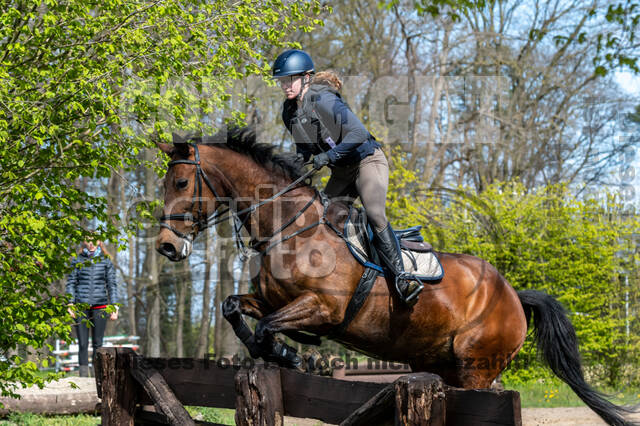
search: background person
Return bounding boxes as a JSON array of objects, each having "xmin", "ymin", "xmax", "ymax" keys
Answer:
[{"xmin": 66, "ymin": 240, "xmax": 118, "ymax": 377}]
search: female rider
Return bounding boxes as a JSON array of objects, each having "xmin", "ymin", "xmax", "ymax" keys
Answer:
[{"xmin": 272, "ymin": 49, "xmax": 422, "ymax": 304}]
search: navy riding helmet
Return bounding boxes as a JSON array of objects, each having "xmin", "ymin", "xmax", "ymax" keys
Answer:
[{"xmin": 272, "ymin": 49, "xmax": 315, "ymax": 77}]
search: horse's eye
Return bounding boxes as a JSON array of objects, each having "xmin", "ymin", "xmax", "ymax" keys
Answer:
[{"xmin": 176, "ymin": 178, "xmax": 189, "ymax": 190}]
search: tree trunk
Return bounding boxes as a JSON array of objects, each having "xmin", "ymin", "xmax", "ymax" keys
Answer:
[
  {"xmin": 213, "ymin": 218, "xmax": 242, "ymax": 358},
  {"xmin": 175, "ymin": 259, "xmax": 191, "ymax": 358},
  {"xmin": 195, "ymin": 228, "xmax": 214, "ymax": 358},
  {"xmin": 144, "ymin": 148, "xmax": 161, "ymax": 357},
  {"xmin": 175, "ymin": 274, "xmax": 185, "ymax": 358},
  {"xmin": 119, "ymin": 171, "xmax": 137, "ymax": 337}
]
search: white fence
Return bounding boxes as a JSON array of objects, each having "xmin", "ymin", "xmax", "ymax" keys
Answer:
[{"xmin": 53, "ymin": 335, "xmax": 140, "ymax": 372}]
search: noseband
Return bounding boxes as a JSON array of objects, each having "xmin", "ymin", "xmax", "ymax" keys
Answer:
[{"xmin": 159, "ymin": 143, "xmax": 223, "ymax": 240}]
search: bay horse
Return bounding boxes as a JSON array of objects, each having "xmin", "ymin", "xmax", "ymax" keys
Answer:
[{"xmin": 155, "ymin": 127, "xmax": 635, "ymax": 426}]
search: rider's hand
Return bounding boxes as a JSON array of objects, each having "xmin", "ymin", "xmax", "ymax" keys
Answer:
[{"xmin": 313, "ymin": 153, "xmax": 330, "ymax": 170}]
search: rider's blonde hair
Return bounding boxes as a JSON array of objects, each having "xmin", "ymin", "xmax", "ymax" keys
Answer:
[{"xmin": 312, "ymin": 70, "xmax": 342, "ymax": 92}]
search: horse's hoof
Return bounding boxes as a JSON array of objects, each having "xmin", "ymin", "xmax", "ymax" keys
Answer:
[
  {"xmin": 301, "ymin": 348, "xmax": 333, "ymax": 376},
  {"xmin": 263, "ymin": 338, "xmax": 303, "ymax": 370}
]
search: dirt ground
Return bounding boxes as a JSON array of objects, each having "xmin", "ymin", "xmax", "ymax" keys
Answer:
[
  {"xmin": 283, "ymin": 407, "xmax": 640, "ymax": 426},
  {"xmin": 285, "ymin": 407, "xmax": 640, "ymax": 425},
  {"xmin": 521, "ymin": 407, "xmax": 640, "ymax": 426}
]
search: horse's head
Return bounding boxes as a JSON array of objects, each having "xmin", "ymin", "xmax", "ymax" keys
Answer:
[{"xmin": 156, "ymin": 134, "xmax": 225, "ymax": 261}]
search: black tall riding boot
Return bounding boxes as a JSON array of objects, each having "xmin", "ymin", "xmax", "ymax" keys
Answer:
[{"xmin": 374, "ymin": 223, "xmax": 423, "ymax": 304}]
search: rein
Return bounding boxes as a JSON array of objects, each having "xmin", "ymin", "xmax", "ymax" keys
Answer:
[{"xmin": 159, "ymin": 143, "xmax": 322, "ymax": 256}]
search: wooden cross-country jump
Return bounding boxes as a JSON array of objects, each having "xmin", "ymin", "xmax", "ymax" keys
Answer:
[{"xmin": 95, "ymin": 347, "xmax": 522, "ymax": 425}]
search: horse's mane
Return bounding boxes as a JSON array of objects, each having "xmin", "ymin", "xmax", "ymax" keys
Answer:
[{"xmin": 188, "ymin": 126, "xmax": 304, "ymax": 181}]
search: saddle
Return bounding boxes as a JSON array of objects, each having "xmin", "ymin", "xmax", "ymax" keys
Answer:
[
  {"xmin": 329, "ymin": 207, "xmax": 444, "ymax": 337},
  {"xmin": 343, "ymin": 207, "xmax": 444, "ymax": 281}
]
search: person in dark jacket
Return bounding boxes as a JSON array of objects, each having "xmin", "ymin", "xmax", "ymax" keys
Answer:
[
  {"xmin": 272, "ymin": 49, "xmax": 423, "ymax": 304},
  {"xmin": 66, "ymin": 240, "xmax": 118, "ymax": 377}
]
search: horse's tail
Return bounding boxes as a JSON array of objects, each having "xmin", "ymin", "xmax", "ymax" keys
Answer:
[{"xmin": 517, "ymin": 289, "xmax": 637, "ymax": 426}]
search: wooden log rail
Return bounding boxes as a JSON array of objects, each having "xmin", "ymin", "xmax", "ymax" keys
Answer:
[{"xmin": 95, "ymin": 347, "xmax": 521, "ymax": 426}]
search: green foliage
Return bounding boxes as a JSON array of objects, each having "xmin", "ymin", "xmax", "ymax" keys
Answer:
[
  {"xmin": 387, "ymin": 154, "xmax": 640, "ymax": 387},
  {"xmin": 0, "ymin": 0, "xmax": 322, "ymax": 396}
]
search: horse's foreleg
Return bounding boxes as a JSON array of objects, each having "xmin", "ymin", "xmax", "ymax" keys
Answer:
[
  {"xmin": 253, "ymin": 292, "xmax": 333, "ymax": 369},
  {"xmin": 222, "ymin": 294, "xmax": 319, "ymax": 367},
  {"xmin": 222, "ymin": 293, "xmax": 269, "ymax": 358},
  {"xmin": 255, "ymin": 293, "xmax": 332, "ymax": 348},
  {"xmin": 283, "ymin": 331, "xmax": 322, "ymax": 346}
]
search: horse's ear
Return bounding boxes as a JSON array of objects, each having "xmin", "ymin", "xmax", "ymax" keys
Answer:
[
  {"xmin": 172, "ymin": 132, "xmax": 184, "ymax": 144},
  {"xmin": 172, "ymin": 132, "xmax": 191, "ymax": 157},
  {"xmin": 156, "ymin": 142, "xmax": 174, "ymax": 155}
]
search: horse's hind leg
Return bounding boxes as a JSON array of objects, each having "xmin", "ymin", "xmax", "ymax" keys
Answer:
[
  {"xmin": 410, "ymin": 350, "xmax": 501, "ymax": 389},
  {"xmin": 447, "ymin": 314, "xmax": 526, "ymax": 389}
]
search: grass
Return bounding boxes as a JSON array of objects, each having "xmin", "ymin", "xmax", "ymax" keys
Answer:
[
  {"xmin": 504, "ymin": 378, "xmax": 640, "ymax": 408},
  {"xmin": 0, "ymin": 408, "xmax": 236, "ymax": 426},
  {"xmin": 0, "ymin": 413, "xmax": 100, "ymax": 425},
  {"xmin": 187, "ymin": 406, "xmax": 235, "ymax": 425}
]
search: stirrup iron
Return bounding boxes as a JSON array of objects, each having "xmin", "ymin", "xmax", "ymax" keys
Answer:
[{"xmin": 397, "ymin": 272, "xmax": 423, "ymax": 304}]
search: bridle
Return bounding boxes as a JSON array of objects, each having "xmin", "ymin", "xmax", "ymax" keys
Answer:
[
  {"xmin": 159, "ymin": 143, "xmax": 321, "ymax": 256},
  {"xmin": 159, "ymin": 143, "xmax": 225, "ymax": 240}
]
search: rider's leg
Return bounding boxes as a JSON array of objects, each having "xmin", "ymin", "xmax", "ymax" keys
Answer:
[
  {"xmin": 324, "ymin": 164, "xmax": 358, "ymax": 201},
  {"xmin": 356, "ymin": 149, "xmax": 423, "ymax": 304},
  {"xmin": 354, "ymin": 148, "xmax": 389, "ymax": 233}
]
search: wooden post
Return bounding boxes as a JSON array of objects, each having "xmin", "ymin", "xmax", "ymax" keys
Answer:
[
  {"xmin": 129, "ymin": 352, "xmax": 195, "ymax": 426},
  {"xmin": 235, "ymin": 365, "xmax": 284, "ymax": 426},
  {"xmin": 95, "ymin": 347, "xmax": 138, "ymax": 426},
  {"xmin": 394, "ymin": 373, "xmax": 446, "ymax": 426}
]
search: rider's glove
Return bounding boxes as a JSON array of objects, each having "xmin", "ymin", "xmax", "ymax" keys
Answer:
[{"xmin": 313, "ymin": 152, "xmax": 330, "ymax": 170}]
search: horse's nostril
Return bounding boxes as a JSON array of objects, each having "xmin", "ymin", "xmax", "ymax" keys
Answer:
[{"xmin": 158, "ymin": 242, "xmax": 177, "ymax": 258}]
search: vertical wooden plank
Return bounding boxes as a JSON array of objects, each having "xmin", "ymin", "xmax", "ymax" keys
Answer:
[
  {"xmin": 512, "ymin": 391, "xmax": 522, "ymax": 426},
  {"xmin": 94, "ymin": 347, "xmax": 104, "ymax": 399},
  {"xmin": 394, "ymin": 373, "xmax": 446, "ymax": 426},
  {"xmin": 235, "ymin": 365, "xmax": 284, "ymax": 426},
  {"xmin": 444, "ymin": 388, "xmax": 521, "ymax": 425},
  {"xmin": 96, "ymin": 347, "xmax": 138, "ymax": 426}
]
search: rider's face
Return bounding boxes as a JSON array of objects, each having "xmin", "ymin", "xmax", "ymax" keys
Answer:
[{"xmin": 277, "ymin": 74, "xmax": 304, "ymax": 100}]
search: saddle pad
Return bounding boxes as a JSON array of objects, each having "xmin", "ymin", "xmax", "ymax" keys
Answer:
[{"xmin": 343, "ymin": 214, "xmax": 444, "ymax": 281}]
